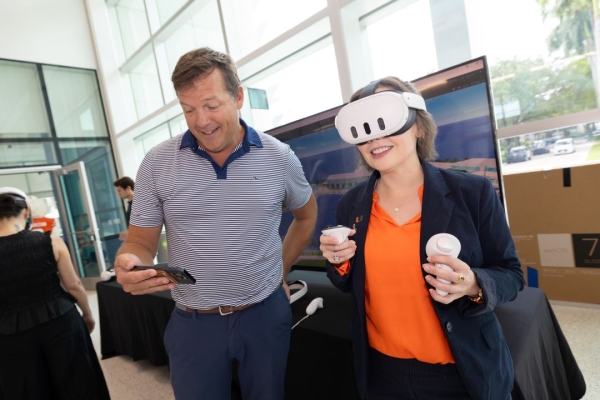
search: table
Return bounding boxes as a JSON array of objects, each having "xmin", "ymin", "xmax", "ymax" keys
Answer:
[{"xmin": 97, "ymin": 270, "xmax": 586, "ymax": 400}]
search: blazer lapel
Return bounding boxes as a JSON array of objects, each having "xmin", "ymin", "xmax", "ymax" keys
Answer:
[
  {"xmin": 420, "ymin": 161, "xmax": 455, "ymax": 265},
  {"xmin": 348, "ymin": 164, "xmax": 455, "ymax": 286},
  {"xmin": 350, "ymin": 172, "xmax": 378, "ymax": 295}
]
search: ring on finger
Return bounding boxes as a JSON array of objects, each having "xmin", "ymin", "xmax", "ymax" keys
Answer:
[
  {"xmin": 454, "ymin": 273, "xmax": 465, "ymax": 284},
  {"xmin": 333, "ymin": 252, "xmax": 340, "ymax": 263}
]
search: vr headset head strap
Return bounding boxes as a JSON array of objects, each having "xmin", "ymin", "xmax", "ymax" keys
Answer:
[
  {"xmin": 287, "ymin": 280, "xmax": 308, "ymax": 304},
  {"xmin": 359, "ymin": 79, "xmax": 381, "ymax": 99}
]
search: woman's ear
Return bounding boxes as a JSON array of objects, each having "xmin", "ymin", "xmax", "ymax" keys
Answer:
[{"xmin": 415, "ymin": 127, "xmax": 425, "ymax": 139}]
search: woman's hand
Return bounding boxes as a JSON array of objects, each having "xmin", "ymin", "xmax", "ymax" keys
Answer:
[
  {"xmin": 422, "ymin": 254, "xmax": 481, "ymax": 304},
  {"xmin": 82, "ymin": 314, "xmax": 96, "ymax": 333},
  {"xmin": 319, "ymin": 229, "xmax": 357, "ymax": 264}
]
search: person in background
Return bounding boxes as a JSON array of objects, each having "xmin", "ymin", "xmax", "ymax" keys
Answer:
[
  {"xmin": 114, "ymin": 47, "xmax": 317, "ymax": 400},
  {"xmin": 0, "ymin": 187, "xmax": 110, "ymax": 399},
  {"xmin": 320, "ymin": 77, "xmax": 524, "ymax": 400},
  {"xmin": 113, "ymin": 176, "xmax": 135, "ymax": 241},
  {"xmin": 29, "ymin": 195, "xmax": 56, "ymax": 237}
]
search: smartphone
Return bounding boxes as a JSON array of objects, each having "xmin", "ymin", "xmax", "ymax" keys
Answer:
[{"xmin": 133, "ymin": 263, "xmax": 196, "ymax": 284}]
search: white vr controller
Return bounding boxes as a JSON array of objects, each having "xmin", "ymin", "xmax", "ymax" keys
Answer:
[
  {"xmin": 321, "ymin": 225, "xmax": 352, "ymax": 245},
  {"xmin": 292, "ymin": 297, "xmax": 324, "ymax": 330},
  {"xmin": 100, "ymin": 269, "xmax": 116, "ymax": 281},
  {"xmin": 306, "ymin": 297, "xmax": 324, "ymax": 315},
  {"xmin": 425, "ymin": 233, "xmax": 461, "ymax": 297}
]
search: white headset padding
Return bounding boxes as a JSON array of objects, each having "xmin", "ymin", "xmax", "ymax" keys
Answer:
[
  {"xmin": 335, "ymin": 91, "xmax": 426, "ymax": 145},
  {"xmin": 0, "ymin": 186, "xmax": 28, "ymax": 200},
  {"xmin": 288, "ymin": 280, "xmax": 308, "ymax": 304}
]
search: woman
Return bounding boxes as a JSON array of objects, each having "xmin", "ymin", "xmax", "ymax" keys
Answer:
[
  {"xmin": 0, "ymin": 187, "xmax": 110, "ymax": 399},
  {"xmin": 320, "ymin": 77, "xmax": 525, "ymax": 400}
]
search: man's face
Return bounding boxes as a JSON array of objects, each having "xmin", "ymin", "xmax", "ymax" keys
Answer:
[
  {"xmin": 178, "ymin": 68, "xmax": 244, "ymax": 163},
  {"xmin": 115, "ymin": 187, "xmax": 127, "ymax": 199}
]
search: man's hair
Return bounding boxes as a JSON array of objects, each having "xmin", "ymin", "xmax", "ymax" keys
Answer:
[
  {"xmin": 171, "ymin": 47, "xmax": 241, "ymax": 99},
  {"xmin": 350, "ymin": 76, "xmax": 438, "ymax": 170},
  {"xmin": 113, "ymin": 177, "xmax": 135, "ymax": 191}
]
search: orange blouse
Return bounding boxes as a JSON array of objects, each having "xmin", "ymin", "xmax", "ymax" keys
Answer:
[{"xmin": 335, "ymin": 185, "xmax": 454, "ymax": 364}]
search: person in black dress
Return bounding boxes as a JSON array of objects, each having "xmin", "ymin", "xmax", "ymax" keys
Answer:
[{"xmin": 0, "ymin": 187, "xmax": 110, "ymax": 399}]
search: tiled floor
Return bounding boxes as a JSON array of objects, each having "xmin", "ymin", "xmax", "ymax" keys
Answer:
[
  {"xmin": 551, "ymin": 302, "xmax": 600, "ymax": 399},
  {"xmin": 88, "ymin": 291, "xmax": 175, "ymax": 400},
  {"xmin": 88, "ymin": 292, "xmax": 600, "ymax": 400}
]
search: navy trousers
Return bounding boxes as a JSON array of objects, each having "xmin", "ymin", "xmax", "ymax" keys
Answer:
[
  {"xmin": 164, "ymin": 285, "xmax": 292, "ymax": 400},
  {"xmin": 367, "ymin": 347, "xmax": 473, "ymax": 400}
]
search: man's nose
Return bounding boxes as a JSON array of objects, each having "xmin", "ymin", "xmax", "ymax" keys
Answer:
[{"xmin": 194, "ymin": 109, "xmax": 210, "ymax": 127}]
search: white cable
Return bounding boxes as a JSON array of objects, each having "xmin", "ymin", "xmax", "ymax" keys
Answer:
[{"xmin": 292, "ymin": 314, "xmax": 310, "ymax": 329}]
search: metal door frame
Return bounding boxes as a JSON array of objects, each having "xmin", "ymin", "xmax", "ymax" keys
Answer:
[{"xmin": 53, "ymin": 161, "xmax": 106, "ymax": 289}]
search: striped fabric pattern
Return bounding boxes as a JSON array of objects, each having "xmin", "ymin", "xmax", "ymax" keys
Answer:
[{"xmin": 131, "ymin": 124, "xmax": 312, "ymax": 309}]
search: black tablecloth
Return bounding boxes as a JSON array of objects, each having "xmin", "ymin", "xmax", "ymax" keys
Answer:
[{"xmin": 97, "ymin": 270, "xmax": 586, "ymax": 400}]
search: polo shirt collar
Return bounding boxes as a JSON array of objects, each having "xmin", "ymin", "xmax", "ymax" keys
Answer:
[
  {"xmin": 179, "ymin": 118, "xmax": 263, "ymax": 179},
  {"xmin": 179, "ymin": 118, "xmax": 263, "ymax": 151}
]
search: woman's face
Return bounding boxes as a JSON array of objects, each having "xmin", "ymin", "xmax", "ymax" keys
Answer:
[{"xmin": 356, "ymin": 85, "xmax": 422, "ymax": 173}]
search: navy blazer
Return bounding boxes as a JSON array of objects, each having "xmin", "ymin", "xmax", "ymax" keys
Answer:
[{"xmin": 326, "ymin": 160, "xmax": 525, "ymax": 400}]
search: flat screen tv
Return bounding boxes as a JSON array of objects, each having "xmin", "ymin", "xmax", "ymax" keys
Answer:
[{"xmin": 266, "ymin": 56, "xmax": 502, "ymax": 269}]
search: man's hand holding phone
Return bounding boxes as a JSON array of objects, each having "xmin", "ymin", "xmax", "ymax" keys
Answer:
[
  {"xmin": 115, "ymin": 253, "xmax": 176, "ymax": 295},
  {"xmin": 133, "ymin": 263, "xmax": 195, "ymax": 285}
]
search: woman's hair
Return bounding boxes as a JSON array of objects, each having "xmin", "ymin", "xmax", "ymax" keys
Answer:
[
  {"xmin": 350, "ymin": 76, "xmax": 438, "ymax": 170},
  {"xmin": 0, "ymin": 193, "xmax": 28, "ymax": 220},
  {"xmin": 171, "ymin": 47, "xmax": 241, "ymax": 99}
]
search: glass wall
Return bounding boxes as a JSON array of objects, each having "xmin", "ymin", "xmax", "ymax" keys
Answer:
[
  {"xmin": 163, "ymin": 1, "xmax": 226, "ymax": 76},
  {"xmin": 0, "ymin": 58, "xmax": 124, "ymax": 270},
  {"xmin": 147, "ymin": 0, "xmax": 188, "ymax": 30},
  {"xmin": 133, "ymin": 113, "xmax": 188, "ymax": 159},
  {"xmin": 220, "ymin": 0, "xmax": 327, "ymax": 59},
  {"xmin": 114, "ymin": 0, "xmax": 151, "ymax": 58},
  {"xmin": 365, "ymin": 1, "xmax": 438, "ymax": 81},
  {"xmin": 499, "ymin": 121, "xmax": 600, "ymax": 174},
  {"xmin": 0, "ymin": 60, "xmax": 51, "ymax": 139},
  {"xmin": 134, "ymin": 121, "xmax": 171, "ymax": 160},
  {"xmin": 0, "ymin": 141, "xmax": 57, "ymax": 168},
  {"xmin": 129, "ymin": 52, "xmax": 164, "ymax": 120},
  {"xmin": 102, "ymin": 0, "xmax": 600, "ymax": 173},
  {"xmin": 242, "ymin": 38, "xmax": 342, "ymax": 131},
  {"xmin": 42, "ymin": 65, "xmax": 109, "ymax": 138}
]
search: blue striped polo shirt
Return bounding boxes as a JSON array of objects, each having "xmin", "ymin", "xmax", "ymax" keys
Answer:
[{"xmin": 130, "ymin": 119, "xmax": 312, "ymax": 309}]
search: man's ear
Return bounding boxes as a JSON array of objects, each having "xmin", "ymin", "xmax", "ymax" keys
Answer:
[{"xmin": 235, "ymin": 85, "xmax": 244, "ymax": 110}]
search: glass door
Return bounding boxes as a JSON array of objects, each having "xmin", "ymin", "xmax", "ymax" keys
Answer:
[{"xmin": 53, "ymin": 161, "xmax": 106, "ymax": 287}]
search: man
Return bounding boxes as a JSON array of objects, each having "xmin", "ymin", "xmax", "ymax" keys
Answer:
[
  {"xmin": 114, "ymin": 47, "xmax": 317, "ymax": 400},
  {"xmin": 112, "ymin": 176, "xmax": 134, "ymax": 241}
]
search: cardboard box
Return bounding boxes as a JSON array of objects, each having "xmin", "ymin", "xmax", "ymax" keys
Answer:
[{"xmin": 503, "ymin": 163, "xmax": 600, "ymax": 304}]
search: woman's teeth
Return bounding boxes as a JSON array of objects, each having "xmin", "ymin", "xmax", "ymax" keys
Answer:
[{"xmin": 372, "ymin": 146, "xmax": 391, "ymax": 155}]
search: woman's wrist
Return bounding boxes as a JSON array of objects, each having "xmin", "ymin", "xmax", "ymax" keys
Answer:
[{"xmin": 467, "ymin": 288, "xmax": 484, "ymax": 303}]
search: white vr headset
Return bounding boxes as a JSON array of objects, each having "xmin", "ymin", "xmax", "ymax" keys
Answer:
[
  {"xmin": 335, "ymin": 79, "xmax": 427, "ymax": 145},
  {"xmin": 0, "ymin": 186, "xmax": 31, "ymax": 229}
]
